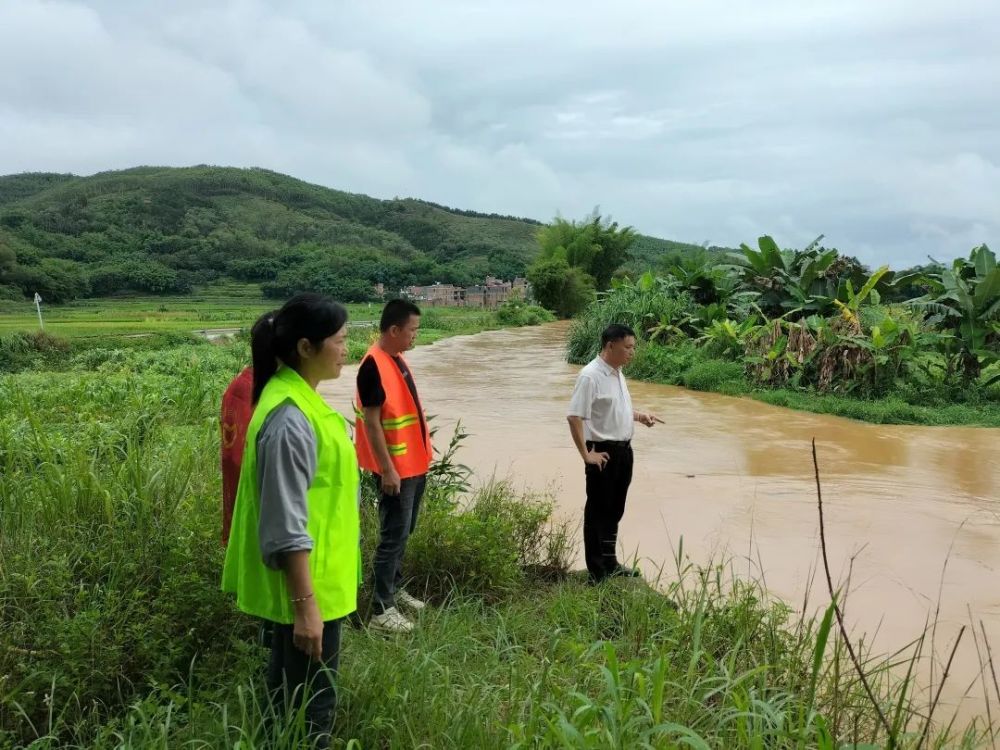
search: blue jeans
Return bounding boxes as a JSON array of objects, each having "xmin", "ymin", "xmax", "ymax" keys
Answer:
[{"xmin": 372, "ymin": 474, "xmax": 426, "ymax": 615}]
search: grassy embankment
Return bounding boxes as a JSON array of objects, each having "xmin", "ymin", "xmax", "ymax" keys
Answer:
[
  {"xmin": 619, "ymin": 338, "xmax": 1000, "ymax": 427},
  {"xmin": 1, "ymin": 324, "xmax": 994, "ymax": 747}
]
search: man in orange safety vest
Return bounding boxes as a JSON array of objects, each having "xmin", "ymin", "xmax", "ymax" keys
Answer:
[{"xmin": 354, "ymin": 299, "xmax": 433, "ymax": 634}]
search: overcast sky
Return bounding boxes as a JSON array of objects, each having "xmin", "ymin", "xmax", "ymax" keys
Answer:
[{"xmin": 2, "ymin": 0, "xmax": 998, "ymax": 267}]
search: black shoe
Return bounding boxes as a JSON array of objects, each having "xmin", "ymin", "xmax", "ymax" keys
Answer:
[{"xmin": 608, "ymin": 565, "xmax": 642, "ymax": 579}]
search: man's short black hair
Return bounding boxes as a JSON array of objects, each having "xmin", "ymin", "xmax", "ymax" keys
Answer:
[
  {"xmin": 380, "ymin": 299, "xmax": 422, "ymax": 332},
  {"xmin": 601, "ymin": 323, "xmax": 636, "ymax": 349}
]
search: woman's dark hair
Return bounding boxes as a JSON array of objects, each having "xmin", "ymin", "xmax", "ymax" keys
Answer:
[
  {"xmin": 251, "ymin": 293, "xmax": 348, "ymax": 403},
  {"xmin": 601, "ymin": 323, "xmax": 636, "ymax": 349},
  {"xmin": 249, "ymin": 309, "xmax": 278, "ymax": 342}
]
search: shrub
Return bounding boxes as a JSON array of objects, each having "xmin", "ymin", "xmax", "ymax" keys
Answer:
[
  {"xmin": 0, "ymin": 330, "xmax": 71, "ymax": 373},
  {"xmin": 567, "ymin": 282, "xmax": 696, "ymax": 363},
  {"xmin": 89, "ymin": 259, "xmax": 191, "ymax": 295},
  {"xmin": 414, "ymin": 307, "xmax": 449, "ymax": 330},
  {"xmin": 681, "ymin": 359, "xmax": 746, "ymax": 392},
  {"xmin": 361, "ymin": 479, "xmax": 572, "ymax": 606},
  {"xmin": 494, "ymin": 299, "xmax": 555, "ymax": 327},
  {"xmin": 625, "ymin": 341, "xmax": 702, "ymax": 384},
  {"xmin": 527, "ymin": 256, "xmax": 595, "ymax": 318},
  {"xmin": 9, "ymin": 257, "xmax": 92, "ymax": 303},
  {"xmin": 262, "ymin": 256, "xmax": 378, "ymax": 302},
  {"xmin": 69, "ymin": 346, "xmax": 129, "ymax": 370},
  {"xmin": 0, "ymin": 283, "xmax": 22, "ymax": 301}
]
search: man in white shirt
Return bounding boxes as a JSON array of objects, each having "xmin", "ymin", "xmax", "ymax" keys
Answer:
[{"xmin": 567, "ymin": 323, "xmax": 662, "ymax": 583}]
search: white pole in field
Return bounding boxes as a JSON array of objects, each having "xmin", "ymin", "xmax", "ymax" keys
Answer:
[{"xmin": 34, "ymin": 292, "xmax": 44, "ymax": 330}]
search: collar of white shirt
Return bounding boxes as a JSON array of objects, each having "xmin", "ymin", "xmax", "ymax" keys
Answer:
[{"xmin": 594, "ymin": 356, "xmax": 620, "ymax": 377}]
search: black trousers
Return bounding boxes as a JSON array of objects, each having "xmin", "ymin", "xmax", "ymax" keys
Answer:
[
  {"xmin": 583, "ymin": 441, "xmax": 634, "ymax": 581},
  {"xmin": 266, "ymin": 618, "xmax": 343, "ymax": 748},
  {"xmin": 372, "ymin": 473, "xmax": 426, "ymax": 615}
]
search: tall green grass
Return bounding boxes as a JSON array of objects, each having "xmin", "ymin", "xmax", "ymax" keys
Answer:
[
  {"xmin": 0, "ymin": 348, "xmax": 246, "ymax": 747},
  {"xmin": 565, "ymin": 287, "xmax": 694, "ymax": 364}
]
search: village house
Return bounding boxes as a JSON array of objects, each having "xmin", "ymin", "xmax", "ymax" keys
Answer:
[
  {"xmin": 401, "ymin": 283, "xmax": 464, "ymax": 307},
  {"xmin": 393, "ymin": 276, "xmax": 531, "ymax": 308}
]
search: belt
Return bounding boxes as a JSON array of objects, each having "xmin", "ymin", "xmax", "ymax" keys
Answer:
[{"xmin": 589, "ymin": 439, "xmax": 631, "ymax": 448}]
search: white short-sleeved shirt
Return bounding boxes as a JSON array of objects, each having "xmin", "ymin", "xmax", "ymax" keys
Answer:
[{"xmin": 568, "ymin": 356, "xmax": 634, "ymax": 442}]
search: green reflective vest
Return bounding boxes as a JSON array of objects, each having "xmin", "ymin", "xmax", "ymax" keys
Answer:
[{"xmin": 222, "ymin": 367, "xmax": 360, "ymax": 624}]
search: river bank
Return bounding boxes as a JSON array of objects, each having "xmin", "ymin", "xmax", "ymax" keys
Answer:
[
  {"xmin": 325, "ymin": 322, "xmax": 1000, "ymax": 725},
  {"xmin": 620, "ymin": 338, "xmax": 1000, "ymax": 427},
  {"xmin": 563, "ymin": 258, "xmax": 1000, "ymax": 429},
  {"xmin": 2, "ymin": 324, "xmax": 997, "ymax": 747}
]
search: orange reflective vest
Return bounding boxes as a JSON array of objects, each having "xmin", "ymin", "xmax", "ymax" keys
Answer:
[{"xmin": 354, "ymin": 345, "xmax": 432, "ymax": 479}]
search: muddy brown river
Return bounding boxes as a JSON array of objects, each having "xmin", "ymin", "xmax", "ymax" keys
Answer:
[{"xmin": 322, "ymin": 323, "xmax": 1000, "ymax": 720}]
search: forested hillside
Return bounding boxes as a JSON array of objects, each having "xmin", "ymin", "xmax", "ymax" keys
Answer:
[
  {"xmin": 0, "ymin": 166, "xmax": 545, "ymax": 302},
  {"xmin": 623, "ymin": 235, "xmax": 729, "ymax": 275}
]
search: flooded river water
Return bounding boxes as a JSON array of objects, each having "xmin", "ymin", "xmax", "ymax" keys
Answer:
[{"xmin": 321, "ymin": 322, "xmax": 1000, "ymax": 719}]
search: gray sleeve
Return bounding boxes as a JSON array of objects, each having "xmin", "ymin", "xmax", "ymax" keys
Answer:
[{"xmin": 256, "ymin": 403, "xmax": 318, "ymax": 570}]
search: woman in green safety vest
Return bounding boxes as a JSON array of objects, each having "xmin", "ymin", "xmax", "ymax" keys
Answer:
[{"xmin": 222, "ymin": 292, "xmax": 360, "ymax": 749}]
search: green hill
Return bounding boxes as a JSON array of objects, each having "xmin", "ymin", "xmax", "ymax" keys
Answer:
[
  {"xmin": 0, "ymin": 165, "xmax": 547, "ymax": 303},
  {"xmin": 0, "ymin": 165, "xmax": 708, "ymax": 304},
  {"xmin": 0, "ymin": 172, "xmax": 77, "ymax": 207}
]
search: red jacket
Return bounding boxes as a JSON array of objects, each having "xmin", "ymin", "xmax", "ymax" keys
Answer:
[{"xmin": 220, "ymin": 367, "xmax": 254, "ymax": 546}]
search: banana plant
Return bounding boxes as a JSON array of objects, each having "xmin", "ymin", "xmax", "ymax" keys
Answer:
[
  {"xmin": 725, "ymin": 235, "xmax": 795, "ymax": 317},
  {"xmin": 691, "ymin": 302, "xmax": 728, "ymax": 329},
  {"xmin": 907, "ymin": 244, "xmax": 1000, "ymax": 383},
  {"xmin": 662, "ymin": 255, "xmax": 730, "ymax": 305},
  {"xmin": 646, "ymin": 310, "xmax": 697, "ymax": 343},
  {"xmin": 852, "ymin": 314, "xmax": 937, "ymax": 394},
  {"xmin": 790, "ymin": 245, "xmax": 840, "ymax": 300},
  {"xmin": 727, "ymin": 234, "xmax": 791, "ymax": 277},
  {"xmin": 727, "ymin": 235, "xmax": 854, "ymax": 319},
  {"xmin": 696, "ymin": 317, "xmax": 760, "ymax": 356},
  {"xmin": 627, "ymin": 270, "xmax": 681, "ymax": 296},
  {"xmin": 832, "ymin": 265, "xmax": 890, "ymax": 331}
]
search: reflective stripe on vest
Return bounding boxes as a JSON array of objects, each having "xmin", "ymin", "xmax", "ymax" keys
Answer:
[
  {"xmin": 354, "ymin": 345, "xmax": 432, "ymax": 479},
  {"xmin": 382, "ymin": 413, "xmax": 420, "ymax": 430},
  {"xmin": 222, "ymin": 367, "xmax": 360, "ymax": 624}
]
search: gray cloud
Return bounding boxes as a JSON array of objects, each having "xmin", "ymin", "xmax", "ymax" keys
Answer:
[{"xmin": 1, "ymin": 0, "xmax": 998, "ymax": 267}]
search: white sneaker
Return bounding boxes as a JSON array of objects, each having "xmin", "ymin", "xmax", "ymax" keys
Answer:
[
  {"xmin": 396, "ymin": 590, "xmax": 426, "ymax": 612},
  {"xmin": 370, "ymin": 606, "xmax": 414, "ymax": 634}
]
